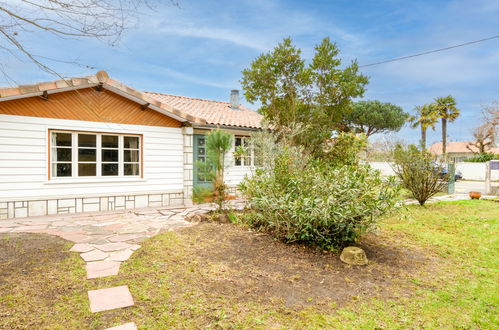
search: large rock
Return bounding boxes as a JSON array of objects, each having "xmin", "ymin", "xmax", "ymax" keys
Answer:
[{"xmin": 340, "ymin": 246, "xmax": 368, "ymax": 265}]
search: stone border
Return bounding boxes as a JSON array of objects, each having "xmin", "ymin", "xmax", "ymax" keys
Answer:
[{"xmin": 0, "ymin": 191, "xmax": 184, "ymax": 219}]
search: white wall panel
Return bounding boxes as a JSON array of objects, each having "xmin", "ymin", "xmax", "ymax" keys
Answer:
[{"xmin": 0, "ymin": 114, "xmax": 185, "ymax": 200}]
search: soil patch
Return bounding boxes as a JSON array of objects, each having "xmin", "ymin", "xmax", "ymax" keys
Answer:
[
  {"xmin": 171, "ymin": 222, "xmax": 439, "ymax": 308},
  {"xmin": 0, "ymin": 233, "xmax": 72, "ymax": 283}
]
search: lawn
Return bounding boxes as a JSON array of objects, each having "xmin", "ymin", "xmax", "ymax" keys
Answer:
[{"xmin": 0, "ymin": 200, "xmax": 497, "ymax": 329}]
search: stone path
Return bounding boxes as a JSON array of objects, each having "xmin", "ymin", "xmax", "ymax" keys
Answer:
[{"xmin": 1, "ymin": 201, "xmax": 244, "ymax": 329}]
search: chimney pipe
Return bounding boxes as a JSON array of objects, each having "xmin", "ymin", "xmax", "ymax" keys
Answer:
[{"xmin": 230, "ymin": 89, "xmax": 240, "ymax": 110}]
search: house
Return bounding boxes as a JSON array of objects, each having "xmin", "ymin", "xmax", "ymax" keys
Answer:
[
  {"xmin": 428, "ymin": 141, "xmax": 499, "ymax": 162},
  {"xmin": 0, "ymin": 71, "xmax": 262, "ymax": 219}
]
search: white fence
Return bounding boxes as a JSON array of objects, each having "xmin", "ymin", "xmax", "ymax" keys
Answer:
[{"xmin": 369, "ymin": 162, "xmax": 499, "ymax": 181}]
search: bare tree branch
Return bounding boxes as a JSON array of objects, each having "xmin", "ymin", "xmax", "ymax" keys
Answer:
[
  {"xmin": 467, "ymin": 101, "xmax": 499, "ymax": 153},
  {"xmin": 0, "ymin": 0, "xmax": 178, "ymax": 85}
]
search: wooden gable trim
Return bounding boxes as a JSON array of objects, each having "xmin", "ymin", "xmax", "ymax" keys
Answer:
[{"xmin": 0, "ymin": 87, "xmax": 183, "ymax": 128}]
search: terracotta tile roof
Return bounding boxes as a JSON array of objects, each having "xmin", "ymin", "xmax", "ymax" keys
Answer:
[
  {"xmin": 428, "ymin": 141, "xmax": 499, "ymax": 154},
  {"xmin": 0, "ymin": 70, "xmax": 263, "ymax": 129},
  {"xmin": 144, "ymin": 92, "xmax": 262, "ymax": 129},
  {"xmin": 0, "ymin": 74, "xmax": 101, "ymax": 98}
]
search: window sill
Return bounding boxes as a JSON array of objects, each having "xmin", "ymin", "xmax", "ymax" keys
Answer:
[{"xmin": 45, "ymin": 177, "xmax": 146, "ymax": 185}]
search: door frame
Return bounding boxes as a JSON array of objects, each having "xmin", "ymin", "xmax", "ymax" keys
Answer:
[{"xmin": 193, "ymin": 133, "xmax": 212, "ymax": 189}]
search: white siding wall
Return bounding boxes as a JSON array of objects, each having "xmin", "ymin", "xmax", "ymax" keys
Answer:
[{"xmin": 0, "ymin": 114, "xmax": 185, "ymax": 200}]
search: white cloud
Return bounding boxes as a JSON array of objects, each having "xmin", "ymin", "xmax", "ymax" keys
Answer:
[
  {"xmin": 159, "ymin": 67, "xmax": 233, "ymax": 89},
  {"xmin": 156, "ymin": 24, "xmax": 270, "ymax": 51},
  {"xmin": 140, "ymin": 0, "xmax": 366, "ymax": 55}
]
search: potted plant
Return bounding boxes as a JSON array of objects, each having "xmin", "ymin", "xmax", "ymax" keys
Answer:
[{"xmin": 469, "ymin": 191, "xmax": 481, "ymax": 199}]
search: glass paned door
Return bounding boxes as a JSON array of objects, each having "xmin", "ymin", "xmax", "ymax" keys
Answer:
[{"xmin": 193, "ymin": 134, "xmax": 212, "ymax": 189}]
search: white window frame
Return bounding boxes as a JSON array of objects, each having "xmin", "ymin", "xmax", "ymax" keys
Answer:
[
  {"xmin": 49, "ymin": 130, "xmax": 142, "ymax": 180},
  {"xmin": 234, "ymin": 136, "xmax": 255, "ymax": 167}
]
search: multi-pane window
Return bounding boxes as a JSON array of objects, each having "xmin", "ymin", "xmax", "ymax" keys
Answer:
[
  {"xmin": 124, "ymin": 136, "xmax": 140, "ymax": 176},
  {"xmin": 234, "ymin": 136, "xmax": 250, "ymax": 166},
  {"xmin": 234, "ymin": 136, "xmax": 261, "ymax": 166},
  {"xmin": 78, "ymin": 134, "xmax": 97, "ymax": 176},
  {"xmin": 101, "ymin": 135, "xmax": 119, "ymax": 176},
  {"xmin": 50, "ymin": 131, "xmax": 141, "ymax": 179},
  {"xmin": 52, "ymin": 132, "xmax": 72, "ymax": 177}
]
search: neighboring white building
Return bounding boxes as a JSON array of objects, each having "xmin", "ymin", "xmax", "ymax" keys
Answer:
[
  {"xmin": 0, "ymin": 71, "xmax": 262, "ymax": 219},
  {"xmin": 428, "ymin": 141, "xmax": 499, "ymax": 162}
]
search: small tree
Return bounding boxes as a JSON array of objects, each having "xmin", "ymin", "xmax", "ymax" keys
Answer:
[
  {"xmin": 392, "ymin": 145, "xmax": 447, "ymax": 206},
  {"xmin": 344, "ymin": 100, "xmax": 408, "ymax": 137},
  {"xmin": 482, "ymin": 101, "xmax": 499, "ymax": 129},
  {"xmin": 241, "ymin": 37, "xmax": 368, "ymax": 156},
  {"xmin": 467, "ymin": 124, "xmax": 496, "ymax": 154},
  {"xmin": 322, "ymin": 132, "xmax": 367, "ymax": 166},
  {"xmin": 467, "ymin": 103, "xmax": 498, "ymax": 154},
  {"xmin": 202, "ymin": 129, "xmax": 233, "ymax": 211}
]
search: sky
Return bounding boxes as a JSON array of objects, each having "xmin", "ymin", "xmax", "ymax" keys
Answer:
[{"xmin": 1, "ymin": 0, "xmax": 499, "ymax": 145}]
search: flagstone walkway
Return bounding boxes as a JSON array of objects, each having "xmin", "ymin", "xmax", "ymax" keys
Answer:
[{"xmin": 0, "ymin": 201, "xmax": 244, "ymax": 329}]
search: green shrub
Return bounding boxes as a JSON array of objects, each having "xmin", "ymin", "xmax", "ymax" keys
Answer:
[
  {"xmin": 392, "ymin": 144, "xmax": 446, "ymax": 206},
  {"xmin": 464, "ymin": 153, "xmax": 499, "ymax": 162},
  {"xmin": 239, "ymin": 134, "xmax": 399, "ymax": 251}
]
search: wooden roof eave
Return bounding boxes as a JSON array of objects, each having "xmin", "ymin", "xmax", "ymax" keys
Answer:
[{"xmin": 0, "ymin": 83, "xmax": 98, "ymax": 102}]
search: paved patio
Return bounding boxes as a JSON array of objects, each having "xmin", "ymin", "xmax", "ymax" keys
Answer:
[{"xmin": 0, "ymin": 204, "xmax": 228, "ymax": 262}]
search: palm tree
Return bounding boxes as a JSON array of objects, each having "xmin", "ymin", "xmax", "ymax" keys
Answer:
[
  {"xmin": 433, "ymin": 95, "xmax": 460, "ymax": 157},
  {"xmin": 409, "ymin": 104, "xmax": 438, "ymax": 149}
]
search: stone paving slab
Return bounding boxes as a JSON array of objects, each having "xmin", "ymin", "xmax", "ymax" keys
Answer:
[
  {"xmin": 70, "ymin": 243, "xmax": 94, "ymax": 253},
  {"xmin": 108, "ymin": 234, "xmax": 143, "ymax": 242},
  {"xmin": 88, "ymin": 285, "xmax": 134, "ymax": 313},
  {"xmin": 12, "ymin": 225, "xmax": 47, "ymax": 232},
  {"xmin": 117, "ymin": 224, "xmax": 150, "ymax": 234},
  {"xmin": 94, "ymin": 242, "xmax": 132, "ymax": 252},
  {"xmin": 60, "ymin": 233, "xmax": 93, "ymax": 243},
  {"xmin": 105, "ymin": 322, "xmax": 138, "ymax": 330},
  {"xmin": 52, "ymin": 221, "xmax": 71, "ymax": 226},
  {"xmin": 81, "ymin": 249, "xmax": 109, "ymax": 262},
  {"xmin": 0, "ymin": 222, "xmax": 17, "ymax": 227},
  {"xmin": 109, "ymin": 249, "xmax": 134, "ymax": 262},
  {"xmin": 86, "ymin": 261, "xmax": 121, "ymax": 279},
  {"xmin": 129, "ymin": 244, "xmax": 141, "ymax": 251}
]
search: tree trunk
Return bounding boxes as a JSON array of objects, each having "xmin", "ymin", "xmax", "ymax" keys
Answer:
[
  {"xmin": 442, "ymin": 118, "xmax": 447, "ymax": 157},
  {"xmin": 421, "ymin": 126, "xmax": 427, "ymax": 150},
  {"xmin": 480, "ymin": 142, "xmax": 485, "ymax": 153}
]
